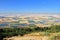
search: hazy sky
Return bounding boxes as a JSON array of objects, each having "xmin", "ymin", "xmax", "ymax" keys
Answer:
[{"xmin": 0, "ymin": 0, "xmax": 60, "ymax": 15}]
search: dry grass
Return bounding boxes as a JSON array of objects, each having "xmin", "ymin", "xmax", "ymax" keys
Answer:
[{"xmin": 3, "ymin": 32, "xmax": 50, "ymax": 40}]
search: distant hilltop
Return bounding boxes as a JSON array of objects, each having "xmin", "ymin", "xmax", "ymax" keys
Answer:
[{"xmin": 0, "ymin": 14, "xmax": 60, "ymax": 17}]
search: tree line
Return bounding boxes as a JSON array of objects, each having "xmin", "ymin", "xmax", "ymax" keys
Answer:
[{"xmin": 0, "ymin": 25, "xmax": 60, "ymax": 40}]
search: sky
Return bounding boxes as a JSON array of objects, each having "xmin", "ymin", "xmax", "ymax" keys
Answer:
[{"xmin": 0, "ymin": 0, "xmax": 60, "ymax": 15}]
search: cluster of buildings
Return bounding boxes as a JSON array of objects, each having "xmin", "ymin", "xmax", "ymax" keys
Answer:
[{"xmin": 0, "ymin": 15, "xmax": 60, "ymax": 28}]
